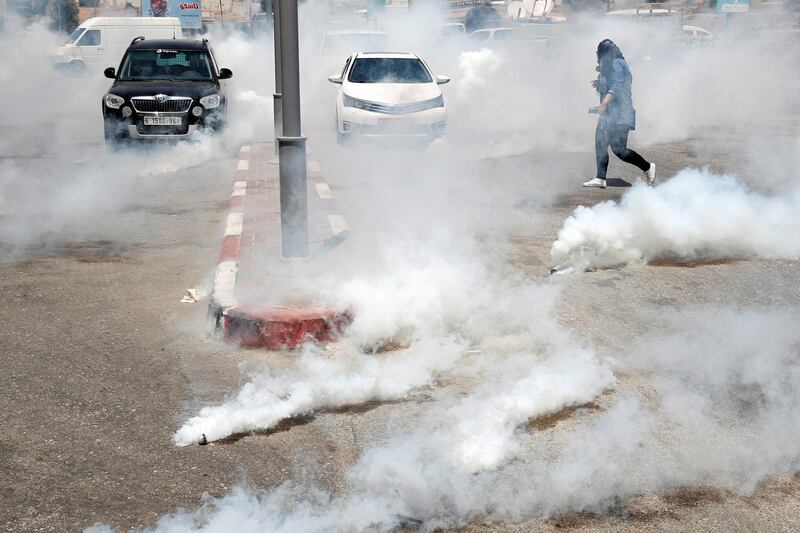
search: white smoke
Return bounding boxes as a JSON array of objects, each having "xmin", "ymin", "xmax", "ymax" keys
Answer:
[
  {"xmin": 173, "ymin": 337, "xmax": 468, "ymax": 446},
  {"xmin": 551, "ymin": 168, "xmax": 800, "ymax": 270},
  {"xmin": 174, "ymin": 225, "xmax": 610, "ymax": 447},
  {"xmin": 90, "ymin": 308, "xmax": 800, "ymax": 533}
]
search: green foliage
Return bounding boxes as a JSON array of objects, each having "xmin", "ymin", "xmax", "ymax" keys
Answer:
[
  {"xmin": 31, "ymin": 0, "xmax": 50, "ymax": 16},
  {"xmin": 50, "ymin": 0, "xmax": 80, "ymax": 34}
]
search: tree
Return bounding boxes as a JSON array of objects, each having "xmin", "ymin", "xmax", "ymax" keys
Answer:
[{"xmin": 50, "ymin": 0, "xmax": 79, "ymax": 34}]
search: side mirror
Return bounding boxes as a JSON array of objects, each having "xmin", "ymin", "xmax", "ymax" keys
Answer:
[
  {"xmin": 327, "ymin": 75, "xmax": 343, "ymax": 84},
  {"xmin": 436, "ymin": 75, "xmax": 450, "ymax": 85},
  {"xmin": 104, "ymin": 67, "xmax": 116, "ymax": 79},
  {"xmin": 218, "ymin": 68, "xmax": 233, "ymax": 79}
]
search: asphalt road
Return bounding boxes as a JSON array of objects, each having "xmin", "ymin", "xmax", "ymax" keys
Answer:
[
  {"xmin": 2, "ymin": 14, "xmax": 800, "ymax": 529},
  {"xmin": 2, "ymin": 116, "xmax": 800, "ymax": 531}
]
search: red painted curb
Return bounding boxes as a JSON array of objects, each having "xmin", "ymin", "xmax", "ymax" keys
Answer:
[
  {"xmin": 223, "ymin": 305, "xmax": 352, "ymax": 349},
  {"xmin": 208, "ymin": 142, "xmax": 352, "ymax": 350},
  {"xmin": 218, "ymin": 234, "xmax": 241, "ymax": 263}
]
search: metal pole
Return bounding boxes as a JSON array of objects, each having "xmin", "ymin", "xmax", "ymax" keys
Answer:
[
  {"xmin": 272, "ymin": 0, "xmax": 283, "ymax": 152},
  {"xmin": 277, "ymin": 0, "xmax": 308, "ymax": 257}
]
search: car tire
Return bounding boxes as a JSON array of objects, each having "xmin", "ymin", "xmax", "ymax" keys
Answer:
[
  {"xmin": 65, "ymin": 61, "xmax": 87, "ymax": 77},
  {"xmin": 104, "ymin": 120, "xmax": 128, "ymax": 150}
]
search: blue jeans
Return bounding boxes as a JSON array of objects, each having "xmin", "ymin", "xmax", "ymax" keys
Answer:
[{"xmin": 595, "ymin": 123, "xmax": 650, "ymax": 179}]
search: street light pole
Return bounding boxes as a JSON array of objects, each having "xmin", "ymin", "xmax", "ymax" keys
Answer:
[
  {"xmin": 272, "ymin": 0, "xmax": 283, "ymax": 153},
  {"xmin": 277, "ymin": 0, "xmax": 308, "ymax": 258}
]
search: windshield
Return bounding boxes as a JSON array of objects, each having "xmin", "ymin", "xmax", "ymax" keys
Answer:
[
  {"xmin": 118, "ymin": 49, "xmax": 214, "ymax": 81},
  {"xmin": 348, "ymin": 58, "xmax": 432, "ymax": 84},
  {"xmin": 66, "ymin": 27, "xmax": 85, "ymax": 44},
  {"xmin": 441, "ymin": 25, "xmax": 465, "ymax": 36},
  {"xmin": 493, "ymin": 29, "xmax": 515, "ymax": 41}
]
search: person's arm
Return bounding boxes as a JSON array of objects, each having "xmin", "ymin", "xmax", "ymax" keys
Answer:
[
  {"xmin": 600, "ymin": 59, "xmax": 624, "ymax": 114},
  {"xmin": 598, "ymin": 92, "xmax": 614, "ymax": 114}
]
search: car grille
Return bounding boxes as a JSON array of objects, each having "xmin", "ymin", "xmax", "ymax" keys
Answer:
[
  {"xmin": 361, "ymin": 99, "xmax": 439, "ymax": 115},
  {"xmin": 131, "ymin": 97, "xmax": 192, "ymax": 113}
]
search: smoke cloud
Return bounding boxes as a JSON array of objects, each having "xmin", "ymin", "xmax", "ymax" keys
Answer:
[
  {"xmin": 551, "ymin": 168, "xmax": 800, "ymax": 270},
  {"xmin": 4, "ymin": 0, "xmax": 794, "ymax": 530}
]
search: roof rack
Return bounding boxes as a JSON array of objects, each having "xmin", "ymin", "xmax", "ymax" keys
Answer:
[{"xmin": 130, "ymin": 35, "xmax": 145, "ymax": 46}]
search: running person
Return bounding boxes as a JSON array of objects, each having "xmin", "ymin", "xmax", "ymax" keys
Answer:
[{"xmin": 584, "ymin": 39, "xmax": 656, "ymax": 188}]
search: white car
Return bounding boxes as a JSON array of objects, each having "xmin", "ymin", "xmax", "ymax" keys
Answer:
[
  {"xmin": 55, "ymin": 17, "xmax": 183, "ymax": 76},
  {"xmin": 682, "ymin": 25, "xmax": 714, "ymax": 45},
  {"xmin": 328, "ymin": 52, "xmax": 450, "ymax": 144},
  {"xmin": 468, "ymin": 27, "xmax": 517, "ymax": 43},
  {"xmin": 441, "ymin": 23, "xmax": 467, "ymax": 37}
]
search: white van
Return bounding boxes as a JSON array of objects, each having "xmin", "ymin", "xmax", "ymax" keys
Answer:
[{"xmin": 54, "ymin": 17, "xmax": 183, "ymax": 76}]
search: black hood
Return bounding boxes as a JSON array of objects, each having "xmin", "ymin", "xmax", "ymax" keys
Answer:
[{"xmin": 108, "ymin": 80, "xmax": 220, "ymax": 99}]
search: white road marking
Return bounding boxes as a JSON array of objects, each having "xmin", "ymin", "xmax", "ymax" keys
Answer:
[
  {"xmin": 328, "ymin": 214, "xmax": 347, "ymax": 235},
  {"xmin": 225, "ymin": 212, "xmax": 244, "ymax": 236},
  {"xmin": 315, "ymin": 182, "xmax": 333, "ymax": 199},
  {"xmin": 213, "ymin": 261, "xmax": 238, "ymax": 309},
  {"xmin": 308, "ymin": 160, "xmax": 320, "ymax": 173},
  {"xmin": 239, "ymin": 145, "xmax": 252, "ymax": 153},
  {"xmin": 237, "ymin": 159, "xmax": 250, "ymax": 171},
  {"xmin": 232, "ymin": 181, "xmax": 247, "ymax": 197}
]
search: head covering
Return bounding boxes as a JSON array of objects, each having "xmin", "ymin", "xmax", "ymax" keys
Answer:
[{"xmin": 596, "ymin": 39, "xmax": 624, "ymax": 77}]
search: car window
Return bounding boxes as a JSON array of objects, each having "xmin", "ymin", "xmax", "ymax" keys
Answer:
[
  {"xmin": 442, "ymin": 25, "xmax": 466, "ymax": 36},
  {"xmin": 66, "ymin": 28, "xmax": 85, "ymax": 44},
  {"xmin": 119, "ymin": 49, "xmax": 214, "ymax": 81},
  {"xmin": 347, "ymin": 57, "xmax": 432, "ymax": 84},
  {"xmin": 78, "ymin": 29, "xmax": 101, "ymax": 46},
  {"xmin": 493, "ymin": 29, "xmax": 514, "ymax": 41}
]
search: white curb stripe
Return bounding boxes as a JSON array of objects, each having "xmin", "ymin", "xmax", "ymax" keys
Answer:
[
  {"xmin": 225, "ymin": 212, "xmax": 244, "ymax": 237},
  {"xmin": 315, "ymin": 182, "xmax": 333, "ymax": 199},
  {"xmin": 237, "ymin": 159, "xmax": 250, "ymax": 171},
  {"xmin": 232, "ymin": 181, "xmax": 247, "ymax": 197},
  {"xmin": 213, "ymin": 260, "xmax": 238, "ymax": 309},
  {"xmin": 328, "ymin": 214, "xmax": 347, "ymax": 235}
]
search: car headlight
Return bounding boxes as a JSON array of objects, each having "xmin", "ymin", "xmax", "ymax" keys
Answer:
[
  {"xmin": 410, "ymin": 94, "xmax": 444, "ymax": 113},
  {"xmin": 104, "ymin": 94, "xmax": 124, "ymax": 109},
  {"xmin": 419, "ymin": 95, "xmax": 444, "ymax": 111},
  {"xmin": 199, "ymin": 94, "xmax": 221, "ymax": 109},
  {"xmin": 342, "ymin": 93, "xmax": 372, "ymax": 111}
]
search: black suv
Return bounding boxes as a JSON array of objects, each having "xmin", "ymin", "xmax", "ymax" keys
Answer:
[{"xmin": 102, "ymin": 38, "xmax": 233, "ymax": 145}]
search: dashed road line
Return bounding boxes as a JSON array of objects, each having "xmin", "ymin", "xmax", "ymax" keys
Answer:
[
  {"xmin": 315, "ymin": 182, "xmax": 333, "ymax": 199},
  {"xmin": 328, "ymin": 214, "xmax": 348, "ymax": 235}
]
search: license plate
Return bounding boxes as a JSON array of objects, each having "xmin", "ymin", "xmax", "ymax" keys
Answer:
[{"xmin": 143, "ymin": 117, "xmax": 182, "ymax": 126}]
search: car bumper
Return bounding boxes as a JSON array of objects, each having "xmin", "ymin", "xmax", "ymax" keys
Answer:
[
  {"xmin": 127, "ymin": 124, "xmax": 199, "ymax": 139},
  {"xmin": 339, "ymin": 106, "xmax": 447, "ymax": 139}
]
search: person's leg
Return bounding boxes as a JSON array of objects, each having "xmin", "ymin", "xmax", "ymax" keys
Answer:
[
  {"xmin": 608, "ymin": 127, "xmax": 650, "ymax": 172},
  {"xmin": 594, "ymin": 122, "xmax": 610, "ymax": 179}
]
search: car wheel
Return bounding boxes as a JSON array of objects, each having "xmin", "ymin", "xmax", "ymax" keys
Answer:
[
  {"xmin": 104, "ymin": 120, "xmax": 128, "ymax": 150},
  {"xmin": 205, "ymin": 110, "xmax": 227, "ymax": 133},
  {"xmin": 66, "ymin": 61, "xmax": 87, "ymax": 77}
]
